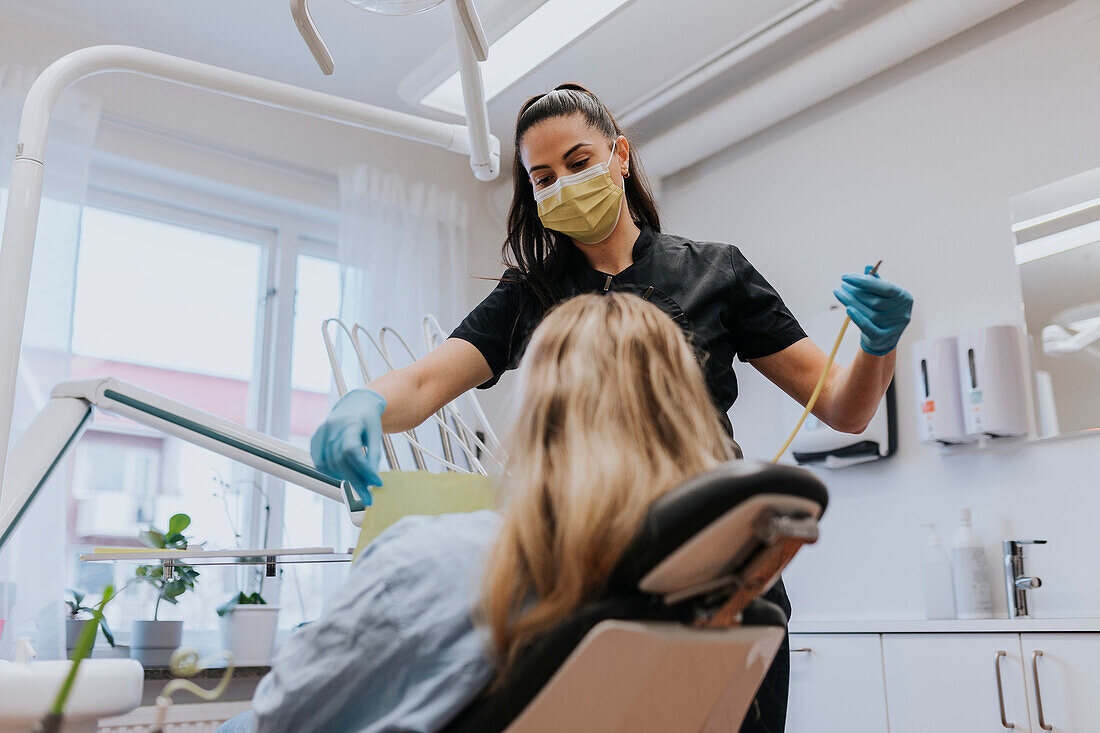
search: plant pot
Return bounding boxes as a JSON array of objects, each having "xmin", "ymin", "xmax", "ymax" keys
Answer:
[
  {"xmin": 66, "ymin": 618, "xmax": 92, "ymax": 659},
  {"xmin": 130, "ymin": 620, "xmax": 182, "ymax": 668},
  {"xmin": 219, "ymin": 606, "xmax": 279, "ymax": 666},
  {"xmin": 92, "ymin": 643, "xmax": 130, "ymax": 659}
]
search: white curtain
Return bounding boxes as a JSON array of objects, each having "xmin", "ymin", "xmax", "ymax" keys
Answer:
[
  {"xmin": 0, "ymin": 65, "xmax": 101, "ymax": 660},
  {"xmin": 335, "ymin": 163, "xmax": 471, "ymax": 471}
]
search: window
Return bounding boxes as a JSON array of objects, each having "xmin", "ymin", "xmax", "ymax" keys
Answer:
[
  {"xmin": 66, "ymin": 204, "xmax": 271, "ymax": 633},
  {"xmin": 290, "ymin": 251, "xmax": 341, "ymax": 440},
  {"xmin": 280, "ymin": 250, "xmax": 355, "ymax": 628},
  {"xmin": 71, "ymin": 431, "xmax": 163, "ymax": 537},
  {"xmin": 20, "ymin": 149, "xmax": 353, "ymax": 645}
]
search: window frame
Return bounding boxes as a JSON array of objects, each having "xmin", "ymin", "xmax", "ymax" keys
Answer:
[{"xmin": 81, "ymin": 152, "xmax": 340, "ymax": 617}]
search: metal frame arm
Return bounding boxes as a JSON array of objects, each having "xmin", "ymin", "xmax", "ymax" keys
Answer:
[
  {"xmin": 0, "ymin": 377, "xmax": 364, "ymax": 553},
  {"xmin": 288, "ymin": 0, "xmax": 494, "ymax": 180}
]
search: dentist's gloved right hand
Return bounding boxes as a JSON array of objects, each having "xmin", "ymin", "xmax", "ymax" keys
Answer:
[
  {"xmin": 310, "ymin": 388, "xmax": 387, "ymax": 504},
  {"xmin": 833, "ymin": 266, "xmax": 913, "ymax": 356}
]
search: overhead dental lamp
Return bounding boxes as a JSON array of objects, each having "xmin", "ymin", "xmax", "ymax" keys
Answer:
[{"xmin": 290, "ymin": 0, "xmax": 489, "ymax": 76}]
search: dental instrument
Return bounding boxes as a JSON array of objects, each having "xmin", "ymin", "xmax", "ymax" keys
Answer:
[
  {"xmin": 151, "ymin": 648, "xmax": 236, "ymax": 733},
  {"xmin": 321, "ymin": 317, "xmax": 499, "ymax": 476},
  {"xmin": 0, "ymin": 35, "xmax": 501, "ymax": 511},
  {"xmin": 772, "ymin": 260, "xmax": 882, "ymax": 463},
  {"xmin": 372, "ymin": 321, "xmax": 499, "ymax": 473},
  {"xmin": 376, "ymin": 325, "xmax": 489, "ymax": 474}
]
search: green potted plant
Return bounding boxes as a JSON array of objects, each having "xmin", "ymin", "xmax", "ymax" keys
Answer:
[
  {"xmin": 211, "ymin": 470, "xmax": 279, "ymax": 665},
  {"xmin": 217, "ymin": 589, "xmax": 279, "ymax": 665},
  {"xmin": 65, "ymin": 589, "xmax": 117, "ymax": 659},
  {"xmin": 130, "ymin": 513, "xmax": 199, "ymax": 667}
]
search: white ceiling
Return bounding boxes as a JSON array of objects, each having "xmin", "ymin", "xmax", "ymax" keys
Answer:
[{"xmin": 0, "ymin": 0, "xmax": 901, "ymax": 160}]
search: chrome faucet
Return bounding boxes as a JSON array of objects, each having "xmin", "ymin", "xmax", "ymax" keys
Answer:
[{"xmin": 1003, "ymin": 539, "xmax": 1046, "ymax": 618}]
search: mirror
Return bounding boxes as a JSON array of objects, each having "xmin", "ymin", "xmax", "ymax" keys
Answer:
[{"xmin": 1010, "ymin": 166, "xmax": 1100, "ymax": 438}]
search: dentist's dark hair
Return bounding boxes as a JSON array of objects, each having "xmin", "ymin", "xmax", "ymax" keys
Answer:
[{"xmin": 504, "ymin": 83, "xmax": 662, "ymax": 311}]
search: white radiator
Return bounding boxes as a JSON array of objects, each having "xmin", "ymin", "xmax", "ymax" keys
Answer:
[{"xmin": 98, "ymin": 701, "xmax": 250, "ymax": 732}]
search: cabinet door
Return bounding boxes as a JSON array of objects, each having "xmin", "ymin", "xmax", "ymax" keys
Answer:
[
  {"xmin": 882, "ymin": 633, "xmax": 1032, "ymax": 733},
  {"xmin": 786, "ymin": 634, "xmax": 889, "ymax": 733},
  {"xmin": 1021, "ymin": 633, "xmax": 1100, "ymax": 732}
]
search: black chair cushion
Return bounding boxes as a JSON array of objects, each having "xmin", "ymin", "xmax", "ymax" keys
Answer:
[{"xmin": 609, "ymin": 461, "xmax": 827, "ymax": 592}]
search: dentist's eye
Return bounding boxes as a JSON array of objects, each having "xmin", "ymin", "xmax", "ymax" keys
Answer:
[{"xmin": 571, "ymin": 159, "xmax": 590, "ymax": 169}]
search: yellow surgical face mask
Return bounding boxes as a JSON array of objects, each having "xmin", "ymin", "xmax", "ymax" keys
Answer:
[{"xmin": 533, "ymin": 140, "xmax": 625, "ymax": 245}]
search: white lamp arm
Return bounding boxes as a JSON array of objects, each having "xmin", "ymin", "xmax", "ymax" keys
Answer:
[
  {"xmin": 290, "ymin": 0, "xmax": 336, "ymax": 75},
  {"xmin": 454, "ymin": 0, "xmax": 489, "ymax": 62}
]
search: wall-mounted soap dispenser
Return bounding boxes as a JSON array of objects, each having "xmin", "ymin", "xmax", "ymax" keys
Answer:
[
  {"xmin": 955, "ymin": 325, "xmax": 1028, "ymax": 439},
  {"xmin": 912, "ymin": 336, "xmax": 974, "ymax": 446}
]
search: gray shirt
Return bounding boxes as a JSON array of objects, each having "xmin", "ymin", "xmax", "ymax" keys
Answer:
[{"xmin": 252, "ymin": 510, "xmax": 502, "ymax": 733}]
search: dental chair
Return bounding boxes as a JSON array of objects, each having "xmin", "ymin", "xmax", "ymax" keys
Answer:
[{"xmin": 442, "ymin": 460, "xmax": 827, "ymax": 733}]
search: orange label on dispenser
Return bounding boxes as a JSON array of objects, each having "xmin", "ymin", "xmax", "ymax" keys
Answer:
[{"xmin": 922, "ymin": 400, "xmax": 936, "ymax": 413}]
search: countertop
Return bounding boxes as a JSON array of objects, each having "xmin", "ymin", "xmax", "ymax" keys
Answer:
[
  {"xmin": 788, "ymin": 617, "xmax": 1100, "ymax": 634},
  {"xmin": 143, "ymin": 664, "xmax": 270, "ymax": 680}
]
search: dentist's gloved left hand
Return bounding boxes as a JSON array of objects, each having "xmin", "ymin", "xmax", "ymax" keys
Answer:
[
  {"xmin": 833, "ymin": 266, "xmax": 913, "ymax": 356},
  {"xmin": 310, "ymin": 388, "xmax": 387, "ymax": 505}
]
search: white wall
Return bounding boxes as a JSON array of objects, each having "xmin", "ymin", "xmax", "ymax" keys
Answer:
[{"xmin": 658, "ymin": 0, "xmax": 1100, "ymax": 620}]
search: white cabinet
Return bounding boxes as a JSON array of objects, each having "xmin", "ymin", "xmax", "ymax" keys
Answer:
[
  {"xmin": 881, "ymin": 633, "xmax": 1032, "ymax": 732},
  {"xmin": 1020, "ymin": 633, "xmax": 1100, "ymax": 732},
  {"xmin": 786, "ymin": 633, "xmax": 889, "ymax": 733}
]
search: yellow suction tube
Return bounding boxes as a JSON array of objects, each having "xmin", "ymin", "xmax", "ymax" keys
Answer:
[{"xmin": 771, "ymin": 260, "xmax": 882, "ymax": 464}]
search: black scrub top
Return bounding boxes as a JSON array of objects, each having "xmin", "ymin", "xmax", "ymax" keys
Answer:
[{"xmin": 449, "ymin": 224, "xmax": 807, "ymax": 433}]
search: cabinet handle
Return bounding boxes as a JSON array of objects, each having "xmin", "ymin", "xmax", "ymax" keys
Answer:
[
  {"xmin": 1031, "ymin": 650, "xmax": 1053, "ymax": 731},
  {"xmin": 994, "ymin": 650, "xmax": 1017, "ymax": 729},
  {"xmin": 790, "ymin": 648, "xmax": 812, "ymax": 653}
]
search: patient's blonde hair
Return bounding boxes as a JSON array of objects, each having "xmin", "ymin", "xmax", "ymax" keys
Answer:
[{"xmin": 480, "ymin": 292, "xmax": 735, "ymax": 676}]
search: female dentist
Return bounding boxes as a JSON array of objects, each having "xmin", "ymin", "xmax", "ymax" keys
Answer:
[{"xmin": 310, "ymin": 83, "xmax": 912, "ymax": 732}]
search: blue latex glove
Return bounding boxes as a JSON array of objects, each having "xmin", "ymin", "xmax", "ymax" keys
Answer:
[
  {"xmin": 833, "ymin": 266, "xmax": 913, "ymax": 356},
  {"xmin": 310, "ymin": 388, "xmax": 387, "ymax": 504}
]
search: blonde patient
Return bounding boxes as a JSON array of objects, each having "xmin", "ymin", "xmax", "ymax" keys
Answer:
[{"xmin": 219, "ymin": 293, "xmax": 736, "ymax": 733}]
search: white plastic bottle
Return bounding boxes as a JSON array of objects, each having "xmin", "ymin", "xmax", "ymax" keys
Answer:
[
  {"xmin": 951, "ymin": 508, "xmax": 994, "ymax": 619},
  {"xmin": 922, "ymin": 524, "xmax": 956, "ymax": 619}
]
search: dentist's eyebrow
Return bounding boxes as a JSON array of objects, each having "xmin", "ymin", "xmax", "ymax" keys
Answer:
[{"xmin": 528, "ymin": 142, "xmax": 593, "ymax": 174}]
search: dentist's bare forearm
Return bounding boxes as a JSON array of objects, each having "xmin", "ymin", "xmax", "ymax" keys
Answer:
[
  {"xmin": 821, "ymin": 348, "xmax": 896, "ymax": 433},
  {"xmin": 367, "ymin": 368, "xmax": 429, "ymax": 434},
  {"xmin": 367, "ymin": 338, "xmax": 494, "ymax": 434},
  {"xmin": 750, "ymin": 337, "xmax": 896, "ymax": 435}
]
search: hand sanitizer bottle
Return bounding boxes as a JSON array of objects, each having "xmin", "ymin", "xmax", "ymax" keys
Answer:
[
  {"xmin": 922, "ymin": 523, "xmax": 956, "ymax": 619},
  {"xmin": 951, "ymin": 508, "xmax": 994, "ymax": 619}
]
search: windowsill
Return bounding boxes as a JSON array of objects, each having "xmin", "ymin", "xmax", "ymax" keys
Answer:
[{"xmin": 142, "ymin": 664, "xmax": 270, "ymax": 680}]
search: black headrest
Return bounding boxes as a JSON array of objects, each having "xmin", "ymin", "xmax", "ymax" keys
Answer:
[
  {"xmin": 441, "ymin": 461, "xmax": 825, "ymax": 733},
  {"xmin": 609, "ymin": 460, "xmax": 828, "ymax": 592}
]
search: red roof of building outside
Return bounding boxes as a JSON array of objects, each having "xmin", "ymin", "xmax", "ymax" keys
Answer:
[{"xmin": 68, "ymin": 354, "xmax": 330, "ymax": 439}]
